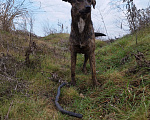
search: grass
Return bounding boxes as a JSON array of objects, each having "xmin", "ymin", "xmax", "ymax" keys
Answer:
[{"xmin": 0, "ymin": 27, "xmax": 150, "ymax": 120}]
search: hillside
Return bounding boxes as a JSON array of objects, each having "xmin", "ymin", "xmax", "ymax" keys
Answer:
[{"xmin": 0, "ymin": 28, "xmax": 150, "ymax": 120}]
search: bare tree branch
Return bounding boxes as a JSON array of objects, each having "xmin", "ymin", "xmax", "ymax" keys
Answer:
[{"xmin": 0, "ymin": 0, "xmax": 30, "ymax": 32}]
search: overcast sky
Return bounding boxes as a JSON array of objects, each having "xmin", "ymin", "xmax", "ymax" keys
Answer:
[{"xmin": 30, "ymin": 0, "xmax": 149, "ymax": 39}]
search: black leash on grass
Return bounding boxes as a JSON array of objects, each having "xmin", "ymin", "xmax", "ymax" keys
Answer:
[{"xmin": 55, "ymin": 82, "xmax": 83, "ymax": 118}]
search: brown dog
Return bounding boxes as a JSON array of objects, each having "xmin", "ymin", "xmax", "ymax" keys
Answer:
[{"xmin": 62, "ymin": 0, "xmax": 105, "ymax": 86}]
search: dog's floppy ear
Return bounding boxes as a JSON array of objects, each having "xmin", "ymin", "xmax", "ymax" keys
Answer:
[
  {"xmin": 92, "ymin": 0, "xmax": 96, "ymax": 9},
  {"xmin": 62, "ymin": 0, "xmax": 72, "ymax": 3}
]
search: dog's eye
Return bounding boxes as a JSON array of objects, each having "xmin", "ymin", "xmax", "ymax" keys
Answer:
[{"xmin": 88, "ymin": 0, "xmax": 91, "ymax": 3}]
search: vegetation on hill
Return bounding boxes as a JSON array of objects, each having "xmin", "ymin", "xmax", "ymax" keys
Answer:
[{"xmin": 0, "ymin": 27, "xmax": 150, "ymax": 119}]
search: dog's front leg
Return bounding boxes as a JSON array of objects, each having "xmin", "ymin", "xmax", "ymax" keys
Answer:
[
  {"xmin": 71, "ymin": 51, "xmax": 77, "ymax": 85},
  {"xmin": 89, "ymin": 53, "xmax": 97, "ymax": 86},
  {"xmin": 82, "ymin": 54, "xmax": 88, "ymax": 74}
]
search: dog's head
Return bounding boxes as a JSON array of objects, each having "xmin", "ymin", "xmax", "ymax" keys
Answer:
[{"xmin": 62, "ymin": 0, "xmax": 96, "ymax": 18}]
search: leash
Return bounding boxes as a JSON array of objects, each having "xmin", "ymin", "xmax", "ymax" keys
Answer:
[{"xmin": 55, "ymin": 82, "xmax": 83, "ymax": 118}]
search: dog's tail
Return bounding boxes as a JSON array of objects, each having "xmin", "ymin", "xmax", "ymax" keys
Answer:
[{"xmin": 95, "ymin": 32, "xmax": 106, "ymax": 37}]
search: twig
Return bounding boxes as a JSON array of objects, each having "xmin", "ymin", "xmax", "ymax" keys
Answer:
[
  {"xmin": 97, "ymin": 9, "xmax": 109, "ymax": 38},
  {"xmin": 5, "ymin": 101, "xmax": 14, "ymax": 120}
]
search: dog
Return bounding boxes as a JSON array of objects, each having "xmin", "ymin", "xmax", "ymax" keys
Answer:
[{"xmin": 62, "ymin": 0, "xmax": 106, "ymax": 86}]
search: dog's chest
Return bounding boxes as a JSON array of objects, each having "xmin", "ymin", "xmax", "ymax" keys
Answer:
[{"xmin": 78, "ymin": 18, "xmax": 85, "ymax": 33}]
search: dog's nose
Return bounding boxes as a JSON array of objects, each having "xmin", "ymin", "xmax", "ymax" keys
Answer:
[{"xmin": 85, "ymin": 5, "xmax": 91, "ymax": 10}]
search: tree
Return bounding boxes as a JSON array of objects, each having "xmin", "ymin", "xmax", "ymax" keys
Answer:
[
  {"xmin": 123, "ymin": 0, "xmax": 150, "ymax": 44},
  {"xmin": 0, "ymin": 0, "xmax": 29, "ymax": 32},
  {"xmin": 123, "ymin": 0, "xmax": 150, "ymax": 33}
]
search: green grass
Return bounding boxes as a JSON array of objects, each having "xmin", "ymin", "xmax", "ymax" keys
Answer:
[{"xmin": 0, "ymin": 28, "xmax": 150, "ymax": 119}]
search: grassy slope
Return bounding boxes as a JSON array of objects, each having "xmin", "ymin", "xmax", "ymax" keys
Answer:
[{"xmin": 0, "ymin": 28, "xmax": 150, "ymax": 120}]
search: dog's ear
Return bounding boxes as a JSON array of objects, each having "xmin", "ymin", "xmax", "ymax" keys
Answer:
[
  {"xmin": 62, "ymin": 0, "xmax": 72, "ymax": 3},
  {"xmin": 92, "ymin": 0, "xmax": 96, "ymax": 9}
]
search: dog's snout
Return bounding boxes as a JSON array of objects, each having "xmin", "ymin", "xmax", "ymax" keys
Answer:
[
  {"xmin": 79, "ymin": 5, "xmax": 91, "ymax": 14},
  {"xmin": 85, "ymin": 5, "xmax": 91, "ymax": 10}
]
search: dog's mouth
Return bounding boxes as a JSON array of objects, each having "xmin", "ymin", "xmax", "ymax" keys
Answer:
[{"xmin": 79, "ymin": 9, "xmax": 91, "ymax": 14}]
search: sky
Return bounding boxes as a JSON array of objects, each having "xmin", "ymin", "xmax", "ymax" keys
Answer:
[{"xmin": 28, "ymin": 0, "xmax": 149, "ymax": 39}]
